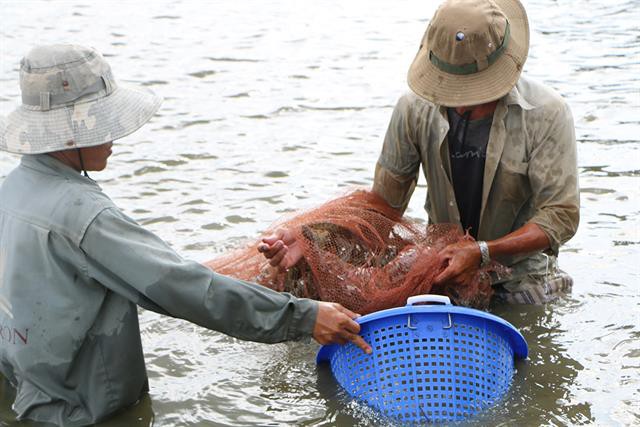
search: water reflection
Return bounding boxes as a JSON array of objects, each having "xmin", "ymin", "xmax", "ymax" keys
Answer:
[
  {"xmin": 97, "ymin": 395, "xmax": 155, "ymax": 427},
  {"xmin": 0, "ymin": 380, "xmax": 154, "ymax": 427},
  {"xmin": 486, "ymin": 302, "xmax": 593, "ymax": 426},
  {"xmin": 0, "ymin": 379, "xmax": 38, "ymax": 427}
]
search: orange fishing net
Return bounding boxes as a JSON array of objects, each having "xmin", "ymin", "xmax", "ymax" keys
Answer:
[{"xmin": 206, "ymin": 190, "xmax": 506, "ymax": 314}]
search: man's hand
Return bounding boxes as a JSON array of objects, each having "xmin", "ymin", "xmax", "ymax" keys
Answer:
[
  {"xmin": 433, "ymin": 241, "xmax": 482, "ymax": 287},
  {"xmin": 257, "ymin": 228, "xmax": 303, "ymax": 270},
  {"xmin": 313, "ymin": 302, "xmax": 372, "ymax": 354}
]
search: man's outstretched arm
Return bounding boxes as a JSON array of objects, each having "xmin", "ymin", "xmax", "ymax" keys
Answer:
[{"xmin": 81, "ymin": 207, "xmax": 371, "ymax": 353}]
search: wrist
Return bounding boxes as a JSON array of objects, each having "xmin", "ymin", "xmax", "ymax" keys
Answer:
[{"xmin": 477, "ymin": 241, "xmax": 491, "ymax": 268}]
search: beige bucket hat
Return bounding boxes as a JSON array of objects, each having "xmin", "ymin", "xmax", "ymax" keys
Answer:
[
  {"xmin": 0, "ymin": 44, "xmax": 162, "ymax": 154},
  {"xmin": 408, "ymin": 0, "xmax": 529, "ymax": 107}
]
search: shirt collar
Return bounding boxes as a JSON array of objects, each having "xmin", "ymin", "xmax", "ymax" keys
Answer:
[
  {"xmin": 20, "ymin": 154, "xmax": 96, "ymax": 185},
  {"xmin": 503, "ymin": 82, "xmax": 536, "ymax": 110}
]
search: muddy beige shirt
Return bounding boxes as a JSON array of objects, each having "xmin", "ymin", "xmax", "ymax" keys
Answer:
[
  {"xmin": 0, "ymin": 154, "xmax": 318, "ymax": 426},
  {"xmin": 373, "ymin": 76, "xmax": 579, "ymax": 286}
]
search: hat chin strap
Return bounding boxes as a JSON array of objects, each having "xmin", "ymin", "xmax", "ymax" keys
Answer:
[
  {"xmin": 77, "ymin": 148, "xmax": 91, "ymax": 179},
  {"xmin": 429, "ymin": 20, "xmax": 511, "ymax": 75}
]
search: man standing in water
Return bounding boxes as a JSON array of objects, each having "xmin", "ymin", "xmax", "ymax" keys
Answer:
[
  {"xmin": 262, "ymin": 0, "xmax": 579, "ymax": 304},
  {"xmin": 0, "ymin": 44, "xmax": 370, "ymax": 425}
]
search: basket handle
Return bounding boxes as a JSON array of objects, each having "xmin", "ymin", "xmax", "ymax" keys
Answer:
[{"xmin": 406, "ymin": 294, "xmax": 451, "ymax": 306}]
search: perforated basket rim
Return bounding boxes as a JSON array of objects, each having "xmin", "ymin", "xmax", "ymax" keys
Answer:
[{"xmin": 317, "ymin": 304, "xmax": 528, "ymax": 363}]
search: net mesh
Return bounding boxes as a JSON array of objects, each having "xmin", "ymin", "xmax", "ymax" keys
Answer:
[{"xmin": 206, "ymin": 190, "xmax": 507, "ymax": 314}]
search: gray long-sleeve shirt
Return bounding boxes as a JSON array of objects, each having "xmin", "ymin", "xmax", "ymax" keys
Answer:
[{"xmin": 0, "ymin": 154, "xmax": 318, "ymax": 426}]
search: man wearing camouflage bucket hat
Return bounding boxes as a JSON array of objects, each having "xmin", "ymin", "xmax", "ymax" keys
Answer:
[
  {"xmin": 261, "ymin": 0, "xmax": 578, "ymax": 306},
  {"xmin": 0, "ymin": 45, "xmax": 370, "ymax": 425},
  {"xmin": 372, "ymin": 0, "xmax": 579, "ymax": 304}
]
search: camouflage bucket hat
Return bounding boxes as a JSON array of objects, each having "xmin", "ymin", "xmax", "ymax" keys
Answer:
[
  {"xmin": 0, "ymin": 44, "xmax": 162, "ymax": 154},
  {"xmin": 407, "ymin": 0, "xmax": 529, "ymax": 107}
]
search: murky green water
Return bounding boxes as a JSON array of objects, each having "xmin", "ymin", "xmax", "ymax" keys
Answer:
[{"xmin": 1, "ymin": 0, "xmax": 638, "ymax": 425}]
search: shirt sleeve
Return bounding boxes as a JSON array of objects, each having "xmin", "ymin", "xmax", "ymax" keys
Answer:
[
  {"xmin": 527, "ymin": 99, "xmax": 580, "ymax": 255},
  {"xmin": 372, "ymin": 94, "xmax": 422, "ymax": 213},
  {"xmin": 79, "ymin": 207, "xmax": 318, "ymax": 343}
]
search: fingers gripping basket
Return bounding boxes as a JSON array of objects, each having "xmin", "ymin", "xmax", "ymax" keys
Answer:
[{"xmin": 317, "ymin": 295, "xmax": 528, "ymax": 423}]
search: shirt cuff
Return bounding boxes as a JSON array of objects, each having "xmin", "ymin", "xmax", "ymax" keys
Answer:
[{"xmin": 286, "ymin": 298, "xmax": 318, "ymax": 341}]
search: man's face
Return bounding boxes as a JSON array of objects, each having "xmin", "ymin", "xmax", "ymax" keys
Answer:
[{"xmin": 79, "ymin": 142, "xmax": 113, "ymax": 171}]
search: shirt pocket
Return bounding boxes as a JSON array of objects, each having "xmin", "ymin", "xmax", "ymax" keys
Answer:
[{"xmin": 493, "ymin": 159, "xmax": 531, "ymax": 203}]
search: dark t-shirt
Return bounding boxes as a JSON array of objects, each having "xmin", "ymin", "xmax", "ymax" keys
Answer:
[{"xmin": 447, "ymin": 108, "xmax": 493, "ymax": 238}]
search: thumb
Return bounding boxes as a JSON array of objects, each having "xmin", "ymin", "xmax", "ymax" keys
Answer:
[
  {"xmin": 434, "ymin": 264, "xmax": 453, "ymax": 286},
  {"xmin": 261, "ymin": 229, "xmax": 285, "ymax": 246}
]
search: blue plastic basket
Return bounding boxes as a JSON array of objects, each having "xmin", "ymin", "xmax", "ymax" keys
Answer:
[{"xmin": 317, "ymin": 294, "xmax": 527, "ymax": 423}]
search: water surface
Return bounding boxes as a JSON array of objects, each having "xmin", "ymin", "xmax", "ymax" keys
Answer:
[{"xmin": 0, "ymin": 0, "xmax": 638, "ymax": 425}]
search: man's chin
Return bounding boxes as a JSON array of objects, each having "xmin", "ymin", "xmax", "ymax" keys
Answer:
[{"xmin": 93, "ymin": 161, "xmax": 109, "ymax": 172}]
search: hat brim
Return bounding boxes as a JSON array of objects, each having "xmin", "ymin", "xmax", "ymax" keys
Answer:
[
  {"xmin": 407, "ymin": 0, "xmax": 529, "ymax": 107},
  {"xmin": 0, "ymin": 83, "xmax": 162, "ymax": 154}
]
